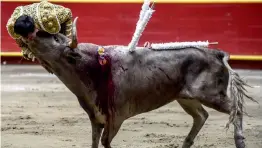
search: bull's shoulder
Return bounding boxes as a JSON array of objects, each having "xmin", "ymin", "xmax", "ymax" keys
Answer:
[{"xmin": 78, "ymin": 43, "xmax": 100, "ymax": 49}]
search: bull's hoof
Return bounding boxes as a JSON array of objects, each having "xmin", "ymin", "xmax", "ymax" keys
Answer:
[
  {"xmin": 235, "ymin": 136, "xmax": 246, "ymax": 148},
  {"xmin": 182, "ymin": 139, "xmax": 194, "ymax": 148}
]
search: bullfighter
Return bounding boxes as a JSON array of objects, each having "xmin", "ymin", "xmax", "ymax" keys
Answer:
[{"xmin": 6, "ymin": 0, "xmax": 74, "ymax": 60}]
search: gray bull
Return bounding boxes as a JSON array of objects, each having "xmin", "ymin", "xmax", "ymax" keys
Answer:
[{"xmin": 24, "ymin": 18, "xmax": 256, "ymax": 148}]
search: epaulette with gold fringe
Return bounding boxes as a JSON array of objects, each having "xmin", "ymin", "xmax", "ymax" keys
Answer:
[{"xmin": 36, "ymin": 0, "xmax": 61, "ymax": 34}]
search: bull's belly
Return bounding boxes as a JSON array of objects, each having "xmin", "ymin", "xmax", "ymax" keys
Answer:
[
  {"xmin": 115, "ymin": 71, "xmax": 182, "ymax": 115},
  {"xmin": 116, "ymin": 89, "xmax": 179, "ymax": 117},
  {"xmin": 133, "ymin": 92, "xmax": 178, "ymax": 114}
]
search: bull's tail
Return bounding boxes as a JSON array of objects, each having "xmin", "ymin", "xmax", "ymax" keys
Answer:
[{"xmin": 222, "ymin": 53, "xmax": 258, "ymax": 128}]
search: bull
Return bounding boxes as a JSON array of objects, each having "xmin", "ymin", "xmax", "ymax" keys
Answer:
[{"xmin": 24, "ymin": 17, "xmax": 256, "ymax": 148}]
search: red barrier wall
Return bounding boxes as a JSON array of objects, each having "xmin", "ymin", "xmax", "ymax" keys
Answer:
[{"xmin": 1, "ymin": 2, "xmax": 262, "ymax": 56}]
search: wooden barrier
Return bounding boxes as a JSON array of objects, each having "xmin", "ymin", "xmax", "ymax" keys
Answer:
[
  {"xmin": 2, "ymin": 0, "xmax": 262, "ymax": 3},
  {"xmin": 1, "ymin": 0, "xmax": 262, "ymax": 68}
]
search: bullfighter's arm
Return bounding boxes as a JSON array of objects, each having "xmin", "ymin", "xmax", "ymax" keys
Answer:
[
  {"xmin": 63, "ymin": 8, "xmax": 73, "ymax": 39},
  {"xmin": 6, "ymin": 5, "xmax": 34, "ymax": 60}
]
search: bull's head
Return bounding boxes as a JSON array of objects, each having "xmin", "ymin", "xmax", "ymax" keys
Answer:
[{"xmin": 26, "ymin": 17, "xmax": 79, "ymax": 61}]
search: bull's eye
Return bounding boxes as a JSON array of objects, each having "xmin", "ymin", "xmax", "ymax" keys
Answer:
[{"xmin": 53, "ymin": 36, "xmax": 59, "ymax": 42}]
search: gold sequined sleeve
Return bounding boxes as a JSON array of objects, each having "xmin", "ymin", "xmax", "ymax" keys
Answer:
[
  {"xmin": 55, "ymin": 5, "xmax": 73, "ymax": 39},
  {"xmin": 6, "ymin": 6, "xmax": 23, "ymax": 39},
  {"xmin": 37, "ymin": 1, "xmax": 61, "ymax": 34},
  {"xmin": 64, "ymin": 8, "xmax": 73, "ymax": 39},
  {"xmin": 37, "ymin": 1, "xmax": 73, "ymax": 38}
]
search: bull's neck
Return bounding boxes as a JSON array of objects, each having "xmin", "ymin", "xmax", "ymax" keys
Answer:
[{"xmin": 49, "ymin": 58, "xmax": 106, "ymax": 124}]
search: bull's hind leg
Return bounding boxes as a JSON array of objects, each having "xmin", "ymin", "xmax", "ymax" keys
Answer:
[
  {"xmin": 200, "ymin": 95, "xmax": 245, "ymax": 148},
  {"xmin": 184, "ymin": 91, "xmax": 245, "ymax": 148},
  {"xmin": 233, "ymin": 110, "xmax": 245, "ymax": 148},
  {"xmin": 177, "ymin": 99, "xmax": 209, "ymax": 148},
  {"xmin": 181, "ymin": 68, "xmax": 246, "ymax": 148}
]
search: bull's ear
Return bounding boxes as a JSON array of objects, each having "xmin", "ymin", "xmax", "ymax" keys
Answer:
[
  {"xmin": 67, "ymin": 51, "xmax": 81, "ymax": 59},
  {"xmin": 65, "ymin": 49, "xmax": 82, "ymax": 64}
]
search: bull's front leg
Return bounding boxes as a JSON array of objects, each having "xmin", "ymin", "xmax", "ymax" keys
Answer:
[
  {"xmin": 177, "ymin": 99, "xmax": 209, "ymax": 148},
  {"xmin": 91, "ymin": 120, "xmax": 103, "ymax": 148},
  {"xmin": 101, "ymin": 116, "xmax": 124, "ymax": 148},
  {"xmin": 77, "ymin": 97, "xmax": 104, "ymax": 148}
]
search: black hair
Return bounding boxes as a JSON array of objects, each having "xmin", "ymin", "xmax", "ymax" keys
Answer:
[{"xmin": 14, "ymin": 15, "xmax": 35, "ymax": 38}]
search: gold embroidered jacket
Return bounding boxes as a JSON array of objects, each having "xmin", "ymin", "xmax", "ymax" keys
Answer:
[{"xmin": 6, "ymin": 0, "xmax": 73, "ymax": 60}]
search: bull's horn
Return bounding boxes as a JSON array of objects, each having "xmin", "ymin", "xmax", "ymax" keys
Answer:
[{"xmin": 69, "ymin": 17, "xmax": 78, "ymax": 49}]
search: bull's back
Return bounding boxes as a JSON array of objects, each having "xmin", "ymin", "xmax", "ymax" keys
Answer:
[{"xmin": 111, "ymin": 47, "xmax": 221, "ymax": 114}]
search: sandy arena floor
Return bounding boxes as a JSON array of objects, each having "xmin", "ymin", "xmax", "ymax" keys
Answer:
[{"xmin": 1, "ymin": 65, "xmax": 262, "ymax": 148}]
